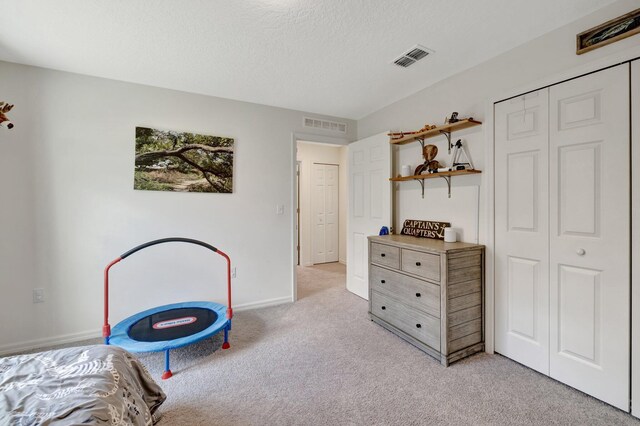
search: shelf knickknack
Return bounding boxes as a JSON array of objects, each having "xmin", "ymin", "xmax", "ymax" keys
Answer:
[
  {"xmin": 389, "ymin": 118, "xmax": 482, "ymax": 198},
  {"xmin": 0, "ymin": 102, "xmax": 14, "ymax": 129}
]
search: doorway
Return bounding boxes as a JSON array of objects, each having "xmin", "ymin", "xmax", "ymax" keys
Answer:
[{"xmin": 295, "ymin": 140, "xmax": 348, "ymax": 298}]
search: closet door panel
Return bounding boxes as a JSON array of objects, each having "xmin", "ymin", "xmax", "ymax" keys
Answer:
[
  {"xmin": 312, "ymin": 164, "xmax": 339, "ymax": 264},
  {"xmin": 631, "ymin": 59, "xmax": 640, "ymax": 419},
  {"xmin": 549, "ymin": 64, "xmax": 630, "ymax": 411},
  {"xmin": 312, "ymin": 164, "xmax": 327, "ymax": 264},
  {"xmin": 495, "ymin": 89, "xmax": 550, "ymax": 374}
]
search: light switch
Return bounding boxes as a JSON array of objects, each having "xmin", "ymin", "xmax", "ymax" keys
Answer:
[
  {"xmin": 277, "ymin": 204, "xmax": 284, "ymax": 215},
  {"xmin": 33, "ymin": 288, "xmax": 45, "ymax": 303}
]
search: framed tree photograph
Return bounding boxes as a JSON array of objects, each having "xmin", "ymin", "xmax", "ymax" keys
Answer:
[
  {"xmin": 577, "ymin": 8, "xmax": 640, "ymax": 55},
  {"xmin": 134, "ymin": 127, "xmax": 234, "ymax": 193}
]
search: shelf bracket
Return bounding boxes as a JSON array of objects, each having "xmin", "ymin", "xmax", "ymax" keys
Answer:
[
  {"xmin": 440, "ymin": 131, "xmax": 452, "ymax": 154},
  {"xmin": 416, "ymin": 179, "xmax": 425, "ymax": 199},
  {"xmin": 416, "ymin": 137, "xmax": 425, "ymax": 151},
  {"xmin": 440, "ymin": 175, "xmax": 452, "ymax": 198}
]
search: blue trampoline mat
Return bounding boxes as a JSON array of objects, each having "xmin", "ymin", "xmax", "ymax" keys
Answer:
[{"xmin": 109, "ymin": 301, "xmax": 229, "ymax": 353}]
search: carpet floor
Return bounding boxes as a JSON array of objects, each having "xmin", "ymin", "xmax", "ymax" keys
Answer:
[
  {"xmin": 139, "ymin": 263, "xmax": 637, "ymax": 425},
  {"xmin": 26, "ymin": 263, "xmax": 640, "ymax": 425}
]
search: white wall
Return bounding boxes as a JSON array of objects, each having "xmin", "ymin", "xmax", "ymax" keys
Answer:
[
  {"xmin": 296, "ymin": 141, "xmax": 347, "ymax": 266},
  {"xmin": 358, "ymin": 0, "xmax": 640, "ymax": 244},
  {"xmin": 0, "ymin": 61, "xmax": 356, "ymax": 353}
]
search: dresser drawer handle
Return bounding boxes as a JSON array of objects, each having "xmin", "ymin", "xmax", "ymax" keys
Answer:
[
  {"xmin": 416, "ymin": 293, "xmax": 421, "ymax": 298},
  {"xmin": 380, "ymin": 253, "xmax": 386, "ymax": 257},
  {"xmin": 381, "ymin": 306, "xmax": 386, "ymax": 310},
  {"xmin": 381, "ymin": 280, "xmax": 386, "ymax": 284},
  {"xmin": 415, "ymin": 261, "xmax": 421, "ymax": 266},
  {"xmin": 416, "ymin": 324, "xmax": 422, "ymax": 328}
]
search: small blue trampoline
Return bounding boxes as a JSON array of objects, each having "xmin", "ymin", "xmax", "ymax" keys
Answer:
[{"xmin": 102, "ymin": 238, "xmax": 233, "ymax": 379}]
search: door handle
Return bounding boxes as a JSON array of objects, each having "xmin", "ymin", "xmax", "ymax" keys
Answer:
[
  {"xmin": 381, "ymin": 306, "xmax": 386, "ymax": 310},
  {"xmin": 416, "ymin": 293, "xmax": 421, "ymax": 298},
  {"xmin": 415, "ymin": 262, "xmax": 421, "ymax": 266},
  {"xmin": 381, "ymin": 280, "xmax": 386, "ymax": 284},
  {"xmin": 416, "ymin": 324, "xmax": 422, "ymax": 328},
  {"xmin": 576, "ymin": 248, "xmax": 586, "ymax": 256},
  {"xmin": 380, "ymin": 253, "xmax": 386, "ymax": 257}
]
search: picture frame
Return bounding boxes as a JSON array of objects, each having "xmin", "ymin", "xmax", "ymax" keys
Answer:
[
  {"xmin": 134, "ymin": 126, "xmax": 234, "ymax": 193},
  {"xmin": 576, "ymin": 8, "xmax": 640, "ymax": 55}
]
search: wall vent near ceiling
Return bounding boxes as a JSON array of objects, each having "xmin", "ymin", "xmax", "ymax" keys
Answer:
[
  {"xmin": 303, "ymin": 117, "xmax": 347, "ymax": 133},
  {"xmin": 393, "ymin": 45, "xmax": 433, "ymax": 68}
]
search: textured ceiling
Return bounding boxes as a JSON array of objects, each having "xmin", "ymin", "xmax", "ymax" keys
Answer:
[{"xmin": 0, "ymin": 0, "xmax": 615, "ymax": 119}]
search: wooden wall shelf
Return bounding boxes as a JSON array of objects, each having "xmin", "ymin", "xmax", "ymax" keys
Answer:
[
  {"xmin": 389, "ymin": 119, "xmax": 482, "ymax": 146},
  {"xmin": 389, "ymin": 118, "xmax": 483, "ymax": 198},
  {"xmin": 390, "ymin": 169, "xmax": 481, "ymax": 182},
  {"xmin": 390, "ymin": 169, "xmax": 482, "ymax": 198}
]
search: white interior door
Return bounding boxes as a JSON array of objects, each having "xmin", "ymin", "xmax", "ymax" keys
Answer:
[
  {"xmin": 632, "ymin": 59, "xmax": 640, "ymax": 419},
  {"xmin": 312, "ymin": 163, "xmax": 339, "ymax": 264},
  {"xmin": 347, "ymin": 132, "xmax": 391, "ymax": 299},
  {"xmin": 495, "ymin": 89, "xmax": 550, "ymax": 374},
  {"xmin": 548, "ymin": 64, "xmax": 630, "ymax": 410}
]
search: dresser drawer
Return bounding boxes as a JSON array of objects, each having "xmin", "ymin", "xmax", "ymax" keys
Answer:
[
  {"xmin": 370, "ymin": 265, "xmax": 440, "ymax": 318},
  {"xmin": 370, "ymin": 243, "xmax": 400, "ymax": 269},
  {"xmin": 371, "ymin": 291, "xmax": 440, "ymax": 350},
  {"xmin": 401, "ymin": 249, "xmax": 440, "ymax": 281}
]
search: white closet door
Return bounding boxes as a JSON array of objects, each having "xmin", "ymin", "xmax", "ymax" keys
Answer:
[
  {"xmin": 324, "ymin": 165, "xmax": 339, "ymax": 263},
  {"xmin": 312, "ymin": 164, "xmax": 339, "ymax": 264},
  {"xmin": 548, "ymin": 64, "xmax": 629, "ymax": 410},
  {"xmin": 495, "ymin": 89, "xmax": 550, "ymax": 374},
  {"xmin": 347, "ymin": 132, "xmax": 391, "ymax": 299},
  {"xmin": 632, "ymin": 59, "xmax": 640, "ymax": 419}
]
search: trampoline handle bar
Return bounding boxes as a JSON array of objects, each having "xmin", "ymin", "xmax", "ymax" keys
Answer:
[
  {"xmin": 217, "ymin": 249, "xmax": 233, "ymax": 320},
  {"xmin": 103, "ymin": 238, "xmax": 233, "ymax": 342},
  {"xmin": 103, "ymin": 257, "xmax": 122, "ymax": 341},
  {"xmin": 120, "ymin": 237, "xmax": 219, "ymax": 259}
]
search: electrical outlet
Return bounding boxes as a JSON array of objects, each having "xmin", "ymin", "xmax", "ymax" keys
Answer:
[
  {"xmin": 232, "ymin": 267, "xmax": 237, "ymax": 278},
  {"xmin": 33, "ymin": 288, "xmax": 45, "ymax": 303}
]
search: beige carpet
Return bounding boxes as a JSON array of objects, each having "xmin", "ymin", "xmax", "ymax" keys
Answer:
[
  {"xmin": 24, "ymin": 263, "xmax": 640, "ymax": 424},
  {"xmin": 141, "ymin": 263, "xmax": 637, "ymax": 425}
]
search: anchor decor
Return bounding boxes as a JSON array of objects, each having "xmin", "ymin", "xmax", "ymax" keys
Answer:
[
  {"xmin": 400, "ymin": 219, "xmax": 450, "ymax": 240},
  {"xmin": 0, "ymin": 102, "xmax": 14, "ymax": 129}
]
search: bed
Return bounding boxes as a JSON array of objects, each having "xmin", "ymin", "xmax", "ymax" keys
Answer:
[{"xmin": 0, "ymin": 345, "xmax": 166, "ymax": 425}]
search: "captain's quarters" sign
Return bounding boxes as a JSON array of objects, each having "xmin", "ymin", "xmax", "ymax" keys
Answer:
[{"xmin": 400, "ymin": 219, "xmax": 450, "ymax": 240}]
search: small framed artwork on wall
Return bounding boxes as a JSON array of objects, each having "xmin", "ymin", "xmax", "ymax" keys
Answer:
[
  {"xmin": 576, "ymin": 8, "xmax": 640, "ymax": 55},
  {"xmin": 134, "ymin": 127, "xmax": 234, "ymax": 193}
]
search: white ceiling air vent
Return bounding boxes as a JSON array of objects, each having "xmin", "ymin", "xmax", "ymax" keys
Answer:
[
  {"xmin": 303, "ymin": 117, "xmax": 347, "ymax": 133},
  {"xmin": 393, "ymin": 45, "xmax": 433, "ymax": 68}
]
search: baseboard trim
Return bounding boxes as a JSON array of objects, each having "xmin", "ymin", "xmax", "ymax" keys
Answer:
[
  {"xmin": 0, "ymin": 296, "xmax": 293, "ymax": 356},
  {"xmin": 234, "ymin": 296, "xmax": 292, "ymax": 312},
  {"xmin": 0, "ymin": 329, "xmax": 102, "ymax": 356}
]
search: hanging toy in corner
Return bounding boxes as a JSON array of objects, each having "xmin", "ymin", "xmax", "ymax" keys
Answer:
[{"xmin": 0, "ymin": 102, "xmax": 14, "ymax": 129}]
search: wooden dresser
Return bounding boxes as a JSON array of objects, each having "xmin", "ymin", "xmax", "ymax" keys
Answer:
[{"xmin": 368, "ymin": 235, "xmax": 485, "ymax": 365}]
